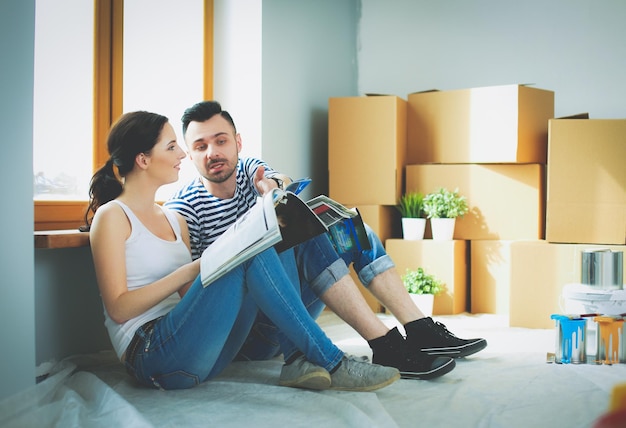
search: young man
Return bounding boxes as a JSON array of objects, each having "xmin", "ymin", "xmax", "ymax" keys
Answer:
[{"xmin": 165, "ymin": 101, "xmax": 487, "ymax": 380}]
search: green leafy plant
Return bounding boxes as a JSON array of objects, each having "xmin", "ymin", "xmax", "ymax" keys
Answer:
[
  {"xmin": 396, "ymin": 192, "xmax": 425, "ymax": 218},
  {"xmin": 423, "ymin": 187, "xmax": 469, "ymax": 219},
  {"xmin": 401, "ymin": 267, "xmax": 443, "ymax": 295}
]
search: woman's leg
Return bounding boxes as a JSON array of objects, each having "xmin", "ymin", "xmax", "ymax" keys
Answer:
[
  {"xmin": 126, "ymin": 248, "xmax": 343, "ymax": 389},
  {"xmin": 242, "ymin": 248, "xmax": 344, "ymax": 371},
  {"xmin": 236, "ymin": 234, "xmax": 369, "ymax": 362},
  {"xmin": 126, "ymin": 266, "xmax": 252, "ymax": 390},
  {"xmin": 234, "ymin": 249, "xmax": 305, "ymax": 362}
]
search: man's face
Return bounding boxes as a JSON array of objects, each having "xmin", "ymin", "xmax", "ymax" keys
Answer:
[{"xmin": 184, "ymin": 114, "xmax": 242, "ymax": 184}]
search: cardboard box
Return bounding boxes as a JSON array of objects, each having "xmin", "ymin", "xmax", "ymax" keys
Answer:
[
  {"xmin": 329, "ymin": 96, "xmax": 406, "ymax": 206},
  {"xmin": 407, "ymin": 84, "xmax": 554, "ymax": 164},
  {"xmin": 355, "ymin": 205, "xmax": 402, "ymax": 244},
  {"xmin": 546, "ymin": 119, "xmax": 626, "ymax": 245},
  {"xmin": 385, "ymin": 239, "xmax": 468, "ymax": 315},
  {"xmin": 406, "ymin": 164, "xmax": 545, "ymax": 240},
  {"xmin": 470, "ymin": 240, "xmax": 518, "ymax": 315},
  {"xmin": 472, "ymin": 241, "xmax": 626, "ymax": 329}
]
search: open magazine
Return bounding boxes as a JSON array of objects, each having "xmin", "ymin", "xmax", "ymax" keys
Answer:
[
  {"xmin": 306, "ymin": 195, "xmax": 371, "ymax": 254},
  {"xmin": 200, "ymin": 178, "xmax": 369, "ymax": 287}
]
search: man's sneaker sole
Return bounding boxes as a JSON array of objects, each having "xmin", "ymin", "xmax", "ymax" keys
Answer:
[
  {"xmin": 279, "ymin": 371, "xmax": 331, "ymax": 390},
  {"xmin": 399, "ymin": 357, "xmax": 456, "ymax": 380},
  {"xmin": 422, "ymin": 338, "xmax": 487, "ymax": 358}
]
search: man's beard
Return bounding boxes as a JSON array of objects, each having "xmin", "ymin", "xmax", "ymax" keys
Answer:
[{"xmin": 203, "ymin": 159, "xmax": 237, "ymax": 184}]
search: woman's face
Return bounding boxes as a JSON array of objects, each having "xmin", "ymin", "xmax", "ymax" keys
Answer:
[{"xmin": 145, "ymin": 122, "xmax": 187, "ymax": 185}]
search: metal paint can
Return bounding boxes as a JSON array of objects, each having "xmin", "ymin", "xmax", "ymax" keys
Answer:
[
  {"xmin": 551, "ymin": 314, "xmax": 587, "ymax": 364},
  {"xmin": 594, "ymin": 316, "xmax": 625, "ymax": 365},
  {"xmin": 581, "ymin": 249, "xmax": 623, "ymax": 290}
]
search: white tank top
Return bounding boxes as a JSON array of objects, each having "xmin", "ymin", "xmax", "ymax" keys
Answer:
[{"xmin": 103, "ymin": 200, "xmax": 192, "ymax": 359}]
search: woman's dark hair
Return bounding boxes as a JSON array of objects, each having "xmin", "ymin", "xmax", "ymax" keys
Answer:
[
  {"xmin": 82, "ymin": 111, "xmax": 169, "ymax": 229},
  {"xmin": 181, "ymin": 100, "xmax": 237, "ymax": 136}
]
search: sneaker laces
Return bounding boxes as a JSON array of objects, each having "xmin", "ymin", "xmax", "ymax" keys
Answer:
[{"xmin": 432, "ymin": 320, "xmax": 459, "ymax": 339}]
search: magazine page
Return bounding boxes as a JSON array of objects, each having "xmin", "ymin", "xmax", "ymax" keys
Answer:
[
  {"xmin": 306, "ymin": 196, "xmax": 371, "ymax": 254},
  {"xmin": 306, "ymin": 195, "xmax": 356, "ymax": 228},
  {"xmin": 274, "ymin": 191, "xmax": 327, "ymax": 253},
  {"xmin": 200, "ymin": 190, "xmax": 282, "ymax": 287}
]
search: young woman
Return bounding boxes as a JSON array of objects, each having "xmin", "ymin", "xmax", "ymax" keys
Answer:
[{"xmin": 85, "ymin": 110, "xmax": 399, "ymax": 392}]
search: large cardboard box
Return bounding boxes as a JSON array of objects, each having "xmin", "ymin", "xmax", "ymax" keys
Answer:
[
  {"xmin": 546, "ymin": 119, "xmax": 626, "ymax": 245},
  {"xmin": 407, "ymin": 84, "xmax": 554, "ymax": 164},
  {"xmin": 473, "ymin": 241, "xmax": 626, "ymax": 329},
  {"xmin": 385, "ymin": 239, "xmax": 468, "ymax": 315},
  {"xmin": 470, "ymin": 240, "xmax": 518, "ymax": 315},
  {"xmin": 406, "ymin": 164, "xmax": 545, "ymax": 240},
  {"xmin": 329, "ymin": 96, "xmax": 406, "ymax": 206}
]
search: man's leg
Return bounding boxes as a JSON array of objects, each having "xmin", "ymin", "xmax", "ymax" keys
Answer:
[
  {"xmin": 353, "ymin": 225, "xmax": 488, "ymax": 359},
  {"xmin": 296, "ymin": 234, "xmax": 455, "ymax": 379}
]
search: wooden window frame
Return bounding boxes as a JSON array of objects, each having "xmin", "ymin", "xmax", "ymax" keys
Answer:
[{"xmin": 34, "ymin": 0, "xmax": 213, "ymax": 232}]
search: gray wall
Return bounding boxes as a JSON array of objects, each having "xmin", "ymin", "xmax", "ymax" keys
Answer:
[
  {"xmin": 35, "ymin": 248, "xmax": 111, "ymax": 365},
  {"xmin": 0, "ymin": 0, "xmax": 36, "ymax": 401},
  {"xmin": 358, "ymin": 0, "xmax": 626, "ymax": 118},
  {"xmin": 261, "ymin": 0, "xmax": 359, "ymax": 199}
]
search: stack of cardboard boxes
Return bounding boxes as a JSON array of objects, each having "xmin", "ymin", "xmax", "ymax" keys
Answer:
[{"xmin": 328, "ymin": 84, "xmax": 626, "ymax": 328}]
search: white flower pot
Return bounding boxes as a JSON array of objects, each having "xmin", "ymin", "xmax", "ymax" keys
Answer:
[
  {"xmin": 430, "ymin": 218, "xmax": 456, "ymax": 240},
  {"xmin": 402, "ymin": 218, "xmax": 426, "ymax": 240},
  {"xmin": 409, "ymin": 294, "xmax": 434, "ymax": 317}
]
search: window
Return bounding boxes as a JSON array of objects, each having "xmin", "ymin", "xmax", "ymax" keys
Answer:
[
  {"xmin": 33, "ymin": 0, "xmax": 213, "ymax": 231},
  {"xmin": 33, "ymin": 0, "xmax": 94, "ymax": 202},
  {"xmin": 123, "ymin": 0, "xmax": 204, "ymax": 201}
]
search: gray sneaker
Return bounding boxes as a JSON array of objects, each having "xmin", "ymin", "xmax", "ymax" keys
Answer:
[
  {"xmin": 329, "ymin": 355, "xmax": 400, "ymax": 392},
  {"xmin": 278, "ymin": 355, "xmax": 331, "ymax": 390}
]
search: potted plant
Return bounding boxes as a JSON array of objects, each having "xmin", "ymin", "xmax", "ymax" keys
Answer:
[
  {"xmin": 397, "ymin": 192, "xmax": 426, "ymax": 240},
  {"xmin": 423, "ymin": 187, "xmax": 469, "ymax": 240},
  {"xmin": 401, "ymin": 267, "xmax": 443, "ymax": 317}
]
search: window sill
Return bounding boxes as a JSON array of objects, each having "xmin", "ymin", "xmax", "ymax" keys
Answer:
[{"xmin": 35, "ymin": 230, "xmax": 90, "ymax": 249}]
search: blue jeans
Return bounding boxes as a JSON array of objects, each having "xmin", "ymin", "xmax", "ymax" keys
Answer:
[
  {"xmin": 235, "ymin": 224, "xmax": 394, "ymax": 361},
  {"xmin": 124, "ymin": 248, "xmax": 344, "ymax": 390}
]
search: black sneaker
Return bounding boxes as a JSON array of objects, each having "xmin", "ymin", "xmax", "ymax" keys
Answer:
[
  {"xmin": 369, "ymin": 327, "xmax": 456, "ymax": 380},
  {"xmin": 405, "ymin": 317, "xmax": 487, "ymax": 358}
]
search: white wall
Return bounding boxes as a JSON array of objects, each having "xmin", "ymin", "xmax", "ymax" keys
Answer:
[
  {"xmin": 0, "ymin": 0, "xmax": 36, "ymax": 400},
  {"xmin": 358, "ymin": 0, "xmax": 626, "ymax": 118}
]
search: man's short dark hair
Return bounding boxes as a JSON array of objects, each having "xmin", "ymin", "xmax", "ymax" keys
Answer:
[{"xmin": 181, "ymin": 100, "xmax": 237, "ymax": 136}]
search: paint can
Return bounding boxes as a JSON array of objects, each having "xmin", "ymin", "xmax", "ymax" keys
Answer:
[
  {"xmin": 551, "ymin": 314, "xmax": 587, "ymax": 364},
  {"xmin": 581, "ymin": 249, "xmax": 623, "ymax": 290},
  {"xmin": 593, "ymin": 316, "xmax": 625, "ymax": 365}
]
